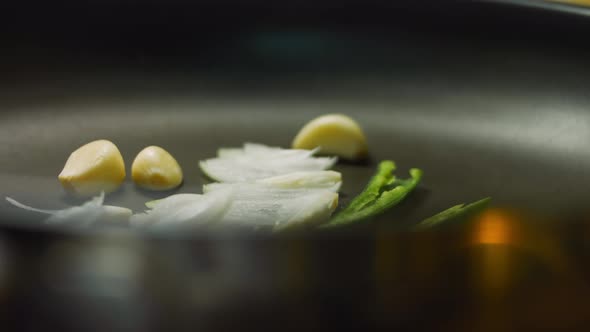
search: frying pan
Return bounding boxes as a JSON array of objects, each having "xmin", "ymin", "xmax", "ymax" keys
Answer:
[{"xmin": 1, "ymin": 0, "xmax": 590, "ymax": 331}]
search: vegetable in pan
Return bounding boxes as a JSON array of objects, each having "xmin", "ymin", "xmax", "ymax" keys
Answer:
[
  {"xmin": 6, "ymin": 192, "xmax": 131, "ymax": 225},
  {"xmin": 199, "ymin": 143, "xmax": 337, "ymax": 183},
  {"xmin": 322, "ymin": 161, "xmax": 423, "ymax": 228},
  {"xmin": 413, "ymin": 197, "xmax": 492, "ymax": 230},
  {"xmin": 5, "ymin": 114, "xmax": 490, "ymax": 231},
  {"xmin": 58, "ymin": 139, "xmax": 126, "ymax": 196},
  {"xmin": 132, "ymin": 145, "xmax": 183, "ymax": 191},
  {"xmin": 292, "ymin": 114, "xmax": 368, "ymax": 160}
]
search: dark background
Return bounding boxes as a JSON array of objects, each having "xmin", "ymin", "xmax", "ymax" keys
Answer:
[
  {"xmin": 2, "ymin": 0, "xmax": 590, "ymax": 110},
  {"xmin": 2, "ymin": 1, "xmax": 590, "ymax": 73}
]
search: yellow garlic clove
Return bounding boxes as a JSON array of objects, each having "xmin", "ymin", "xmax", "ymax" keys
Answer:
[
  {"xmin": 58, "ymin": 139, "xmax": 126, "ymax": 196},
  {"xmin": 131, "ymin": 146, "xmax": 183, "ymax": 191},
  {"xmin": 292, "ymin": 114, "xmax": 368, "ymax": 160}
]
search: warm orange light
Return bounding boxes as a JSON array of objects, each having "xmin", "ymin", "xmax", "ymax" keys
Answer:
[{"xmin": 472, "ymin": 209, "xmax": 515, "ymax": 245}]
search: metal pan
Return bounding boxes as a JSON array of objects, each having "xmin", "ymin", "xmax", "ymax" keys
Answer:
[{"xmin": 0, "ymin": 1, "xmax": 590, "ymax": 331}]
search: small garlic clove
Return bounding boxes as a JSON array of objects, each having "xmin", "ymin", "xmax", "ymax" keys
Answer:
[
  {"xmin": 58, "ymin": 140, "xmax": 126, "ymax": 196},
  {"xmin": 292, "ymin": 114, "xmax": 369, "ymax": 161},
  {"xmin": 131, "ymin": 146, "xmax": 183, "ymax": 191}
]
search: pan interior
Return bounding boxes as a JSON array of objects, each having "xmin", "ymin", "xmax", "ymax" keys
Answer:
[{"xmin": 0, "ymin": 79, "xmax": 589, "ymax": 228}]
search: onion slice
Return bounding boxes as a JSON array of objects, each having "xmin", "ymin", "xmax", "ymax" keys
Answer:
[
  {"xmin": 5, "ymin": 192, "xmax": 132, "ymax": 225},
  {"xmin": 137, "ymin": 183, "xmax": 338, "ymax": 231},
  {"xmin": 204, "ymin": 183, "xmax": 339, "ymax": 230},
  {"xmin": 257, "ymin": 171, "xmax": 342, "ymax": 192},
  {"xmin": 130, "ymin": 189, "xmax": 233, "ymax": 229},
  {"xmin": 200, "ymin": 143, "xmax": 337, "ymax": 182}
]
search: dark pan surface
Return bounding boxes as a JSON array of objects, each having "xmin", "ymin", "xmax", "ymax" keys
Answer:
[
  {"xmin": 1, "ymin": 76, "xmax": 589, "ymax": 226},
  {"xmin": 2, "ymin": 0, "xmax": 590, "ymax": 225},
  {"xmin": 2, "ymin": 1, "xmax": 590, "ymax": 331}
]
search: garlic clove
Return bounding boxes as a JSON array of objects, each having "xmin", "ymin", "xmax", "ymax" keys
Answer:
[
  {"xmin": 131, "ymin": 146, "xmax": 183, "ymax": 191},
  {"xmin": 292, "ymin": 114, "xmax": 368, "ymax": 160},
  {"xmin": 58, "ymin": 140, "xmax": 126, "ymax": 196}
]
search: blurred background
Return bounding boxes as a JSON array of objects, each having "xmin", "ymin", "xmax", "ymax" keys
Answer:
[{"xmin": 2, "ymin": 0, "xmax": 590, "ymax": 331}]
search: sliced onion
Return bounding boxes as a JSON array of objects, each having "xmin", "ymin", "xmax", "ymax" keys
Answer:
[
  {"xmin": 203, "ymin": 183, "xmax": 339, "ymax": 229},
  {"xmin": 130, "ymin": 189, "xmax": 233, "ymax": 229},
  {"xmin": 203, "ymin": 171, "xmax": 341, "ymax": 193},
  {"xmin": 137, "ymin": 182, "xmax": 338, "ymax": 230},
  {"xmin": 217, "ymin": 189, "xmax": 338, "ymax": 230},
  {"xmin": 200, "ymin": 143, "xmax": 337, "ymax": 183},
  {"xmin": 242, "ymin": 143, "xmax": 319, "ymax": 159},
  {"xmin": 278, "ymin": 190, "xmax": 339, "ymax": 230},
  {"xmin": 257, "ymin": 171, "xmax": 342, "ymax": 191},
  {"xmin": 5, "ymin": 192, "xmax": 132, "ymax": 226}
]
